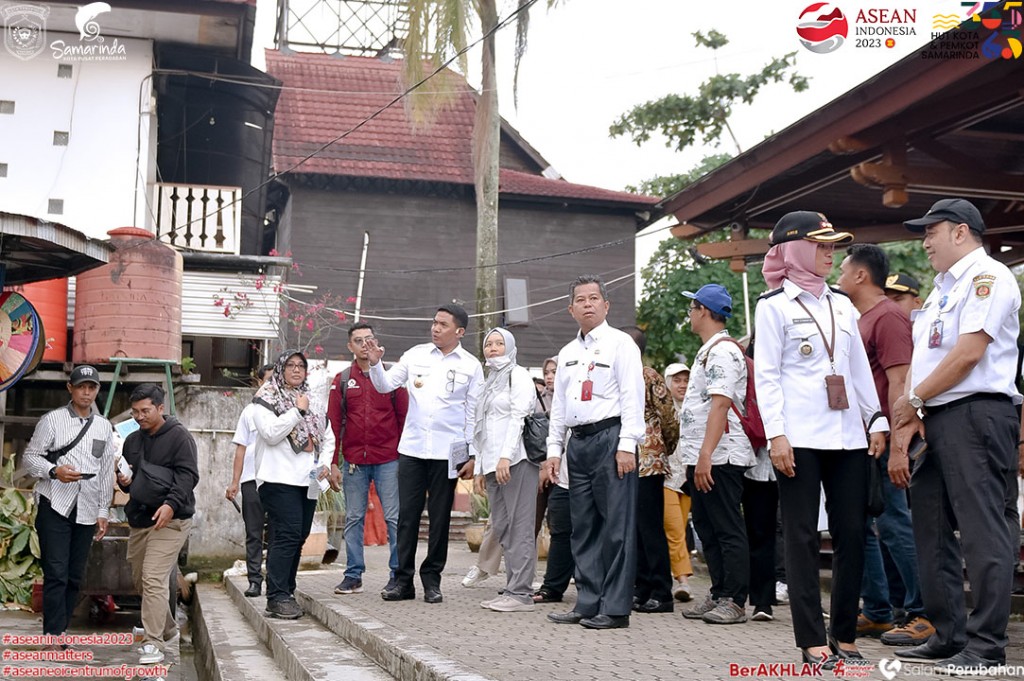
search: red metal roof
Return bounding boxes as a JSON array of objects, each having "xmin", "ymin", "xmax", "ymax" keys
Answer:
[{"xmin": 265, "ymin": 50, "xmax": 655, "ymax": 208}]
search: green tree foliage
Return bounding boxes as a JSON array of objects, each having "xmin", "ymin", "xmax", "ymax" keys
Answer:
[
  {"xmin": 627, "ymin": 153, "xmax": 733, "ymax": 197},
  {"xmin": 638, "ymin": 234, "xmax": 767, "ymax": 370},
  {"xmin": 876, "ymin": 240, "xmax": 933, "ymax": 298},
  {"xmin": 609, "ymin": 30, "xmax": 809, "ymax": 154}
]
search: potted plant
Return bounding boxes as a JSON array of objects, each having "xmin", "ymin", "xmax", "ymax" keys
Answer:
[{"xmin": 465, "ymin": 492, "xmax": 489, "ymax": 552}]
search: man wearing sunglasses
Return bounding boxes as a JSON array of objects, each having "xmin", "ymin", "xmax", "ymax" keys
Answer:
[{"xmin": 364, "ymin": 303, "xmax": 483, "ymax": 604}]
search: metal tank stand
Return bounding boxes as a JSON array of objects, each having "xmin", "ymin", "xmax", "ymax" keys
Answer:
[{"xmin": 102, "ymin": 358, "xmax": 177, "ymax": 418}]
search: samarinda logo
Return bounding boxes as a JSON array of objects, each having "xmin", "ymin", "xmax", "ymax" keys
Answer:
[{"xmin": 1, "ymin": 1, "xmax": 127, "ymax": 61}]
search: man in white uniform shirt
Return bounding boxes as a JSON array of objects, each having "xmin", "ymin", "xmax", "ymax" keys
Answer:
[
  {"xmin": 24, "ymin": 365, "xmax": 115, "ymax": 640},
  {"xmin": 364, "ymin": 303, "xmax": 483, "ymax": 604},
  {"xmin": 543, "ymin": 275, "xmax": 645, "ymax": 630},
  {"xmin": 891, "ymin": 199, "xmax": 1021, "ymax": 675}
]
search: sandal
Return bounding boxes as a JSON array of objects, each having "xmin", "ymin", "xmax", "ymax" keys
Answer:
[{"xmin": 532, "ymin": 588, "xmax": 562, "ymax": 603}]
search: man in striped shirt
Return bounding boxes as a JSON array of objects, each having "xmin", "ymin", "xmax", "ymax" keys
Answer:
[{"xmin": 24, "ymin": 365, "xmax": 116, "ymax": 639}]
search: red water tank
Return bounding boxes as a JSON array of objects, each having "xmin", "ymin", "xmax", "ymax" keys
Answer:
[
  {"xmin": 72, "ymin": 227, "xmax": 183, "ymax": 365},
  {"xmin": 8, "ymin": 278, "xmax": 68, "ymax": 362}
]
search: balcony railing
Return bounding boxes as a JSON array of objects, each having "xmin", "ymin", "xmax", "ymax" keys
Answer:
[{"xmin": 152, "ymin": 183, "xmax": 241, "ymax": 254}]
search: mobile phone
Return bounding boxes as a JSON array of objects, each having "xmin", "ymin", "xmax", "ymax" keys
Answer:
[
  {"xmin": 907, "ymin": 435, "xmax": 927, "ymax": 461},
  {"xmin": 78, "ymin": 473, "xmax": 97, "ymax": 479}
]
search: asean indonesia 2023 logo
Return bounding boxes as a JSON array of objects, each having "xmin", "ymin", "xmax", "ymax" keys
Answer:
[{"xmin": 797, "ymin": 2, "xmax": 850, "ymax": 53}]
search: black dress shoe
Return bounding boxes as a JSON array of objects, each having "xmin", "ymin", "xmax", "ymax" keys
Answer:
[
  {"xmin": 547, "ymin": 610, "xmax": 585, "ymax": 624},
  {"xmin": 580, "ymin": 614, "xmax": 630, "ymax": 630},
  {"xmin": 801, "ymin": 649, "xmax": 839, "ymax": 671},
  {"xmin": 895, "ymin": 642, "xmax": 961, "ymax": 662},
  {"xmin": 380, "ymin": 584, "xmax": 415, "ymax": 601},
  {"xmin": 933, "ymin": 651, "xmax": 1003, "ymax": 676},
  {"xmin": 243, "ymin": 583, "xmax": 261, "ymax": 598},
  {"xmin": 423, "ymin": 588, "xmax": 443, "ymax": 604},
  {"xmin": 828, "ymin": 633, "xmax": 864, "ymax": 660},
  {"xmin": 634, "ymin": 598, "xmax": 674, "ymax": 614}
]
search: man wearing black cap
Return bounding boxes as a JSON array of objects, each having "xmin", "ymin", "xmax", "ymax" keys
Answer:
[
  {"xmin": 677, "ymin": 284, "xmax": 756, "ymax": 625},
  {"xmin": 891, "ymin": 198, "xmax": 1021, "ymax": 674},
  {"xmin": 884, "ymin": 273, "xmax": 923, "ymax": 318},
  {"xmin": 24, "ymin": 365, "xmax": 116, "ymax": 641}
]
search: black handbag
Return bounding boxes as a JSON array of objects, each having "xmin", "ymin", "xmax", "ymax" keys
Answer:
[
  {"xmin": 522, "ymin": 413, "xmax": 549, "ymax": 465},
  {"xmin": 867, "ymin": 456, "xmax": 886, "ymax": 517}
]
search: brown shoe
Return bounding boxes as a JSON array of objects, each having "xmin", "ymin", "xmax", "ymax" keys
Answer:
[
  {"xmin": 856, "ymin": 613, "xmax": 894, "ymax": 638},
  {"xmin": 881, "ymin": 616, "xmax": 936, "ymax": 646}
]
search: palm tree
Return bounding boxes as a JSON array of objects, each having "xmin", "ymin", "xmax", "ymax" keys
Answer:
[{"xmin": 402, "ymin": 0, "xmax": 558, "ymax": 348}]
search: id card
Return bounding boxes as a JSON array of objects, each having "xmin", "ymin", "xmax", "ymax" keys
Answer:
[
  {"xmin": 581, "ymin": 379, "xmax": 593, "ymax": 401},
  {"xmin": 928, "ymin": 319, "xmax": 943, "ymax": 348},
  {"xmin": 824, "ymin": 374, "xmax": 849, "ymax": 410}
]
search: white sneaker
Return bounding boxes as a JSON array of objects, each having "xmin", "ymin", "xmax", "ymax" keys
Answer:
[
  {"xmin": 461, "ymin": 566, "xmax": 489, "ymax": 587},
  {"xmin": 486, "ymin": 595, "xmax": 535, "ymax": 612},
  {"xmin": 775, "ymin": 581, "xmax": 789, "ymax": 604},
  {"xmin": 479, "ymin": 596, "xmax": 501, "ymax": 609},
  {"xmin": 138, "ymin": 643, "xmax": 164, "ymax": 665},
  {"xmin": 672, "ymin": 578, "xmax": 692, "ymax": 602},
  {"xmin": 751, "ymin": 610, "xmax": 774, "ymax": 622}
]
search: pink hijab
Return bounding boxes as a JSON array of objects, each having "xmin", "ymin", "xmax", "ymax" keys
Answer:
[{"xmin": 762, "ymin": 240, "xmax": 825, "ymax": 297}]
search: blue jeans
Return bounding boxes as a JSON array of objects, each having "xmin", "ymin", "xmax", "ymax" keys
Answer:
[
  {"xmin": 861, "ymin": 450, "xmax": 924, "ymax": 622},
  {"xmin": 342, "ymin": 459, "xmax": 399, "ymax": 580}
]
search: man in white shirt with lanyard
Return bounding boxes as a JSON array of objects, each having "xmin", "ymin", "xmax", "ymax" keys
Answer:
[
  {"xmin": 891, "ymin": 199, "xmax": 1021, "ymax": 675},
  {"xmin": 363, "ymin": 303, "xmax": 483, "ymax": 604},
  {"xmin": 543, "ymin": 275, "xmax": 645, "ymax": 630},
  {"xmin": 24, "ymin": 365, "xmax": 116, "ymax": 640}
]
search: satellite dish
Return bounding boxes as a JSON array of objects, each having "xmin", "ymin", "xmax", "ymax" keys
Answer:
[{"xmin": 0, "ymin": 291, "xmax": 42, "ymax": 392}]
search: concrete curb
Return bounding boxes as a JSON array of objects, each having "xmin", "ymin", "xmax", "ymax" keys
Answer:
[
  {"xmin": 192, "ymin": 584, "xmax": 284, "ymax": 681},
  {"xmin": 224, "ymin": 575, "xmax": 391, "ymax": 681},
  {"xmin": 292, "ymin": 578, "xmax": 496, "ymax": 681}
]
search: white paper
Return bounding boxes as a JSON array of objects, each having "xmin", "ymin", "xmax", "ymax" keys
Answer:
[{"xmin": 448, "ymin": 440, "xmax": 470, "ymax": 480}]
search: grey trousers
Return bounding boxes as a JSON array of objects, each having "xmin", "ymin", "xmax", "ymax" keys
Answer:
[
  {"xmin": 486, "ymin": 460, "xmax": 539, "ymax": 603},
  {"xmin": 914, "ymin": 398, "xmax": 1018, "ymax": 661}
]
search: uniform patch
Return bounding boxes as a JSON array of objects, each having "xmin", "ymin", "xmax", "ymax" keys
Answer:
[
  {"xmin": 347, "ymin": 378, "xmax": 358, "ymax": 389},
  {"xmin": 973, "ymin": 274, "xmax": 995, "ymax": 299}
]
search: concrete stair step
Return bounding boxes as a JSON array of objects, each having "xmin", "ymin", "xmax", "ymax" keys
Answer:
[
  {"xmin": 224, "ymin": 575, "xmax": 394, "ymax": 681},
  {"xmin": 191, "ymin": 584, "xmax": 284, "ymax": 681},
  {"xmin": 293, "ymin": 572, "xmax": 495, "ymax": 681}
]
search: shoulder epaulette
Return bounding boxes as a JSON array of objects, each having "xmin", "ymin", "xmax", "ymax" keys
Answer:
[
  {"xmin": 758, "ymin": 288, "xmax": 784, "ymax": 301},
  {"xmin": 829, "ymin": 285, "xmax": 850, "ymax": 298}
]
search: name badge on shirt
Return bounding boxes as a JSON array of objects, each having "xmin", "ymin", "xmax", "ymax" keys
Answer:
[{"xmin": 928, "ymin": 319, "xmax": 943, "ymax": 348}]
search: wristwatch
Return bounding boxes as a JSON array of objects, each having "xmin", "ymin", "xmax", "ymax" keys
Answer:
[
  {"xmin": 908, "ymin": 390, "xmax": 924, "ymax": 410},
  {"xmin": 48, "ymin": 466, "xmax": 58, "ymax": 480}
]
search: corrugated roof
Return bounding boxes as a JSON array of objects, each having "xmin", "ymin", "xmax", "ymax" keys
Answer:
[{"xmin": 265, "ymin": 50, "xmax": 655, "ymax": 209}]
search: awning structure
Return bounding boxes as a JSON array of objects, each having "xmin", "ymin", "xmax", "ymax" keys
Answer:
[
  {"xmin": 0, "ymin": 213, "xmax": 113, "ymax": 286},
  {"xmin": 654, "ymin": 8, "xmax": 1024, "ymax": 266}
]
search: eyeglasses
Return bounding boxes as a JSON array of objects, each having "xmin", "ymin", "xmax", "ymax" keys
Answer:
[
  {"xmin": 689, "ymin": 302, "xmax": 702, "ymax": 312},
  {"xmin": 351, "ymin": 336, "xmax": 375, "ymax": 346},
  {"xmin": 446, "ymin": 369, "xmax": 456, "ymax": 394},
  {"xmin": 284, "ymin": 362, "xmax": 306, "ymax": 370}
]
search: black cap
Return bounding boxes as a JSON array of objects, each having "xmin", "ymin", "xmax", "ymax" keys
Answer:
[
  {"xmin": 769, "ymin": 211, "xmax": 854, "ymax": 246},
  {"xmin": 69, "ymin": 365, "xmax": 100, "ymax": 386},
  {"xmin": 903, "ymin": 198, "xmax": 985, "ymax": 234},
  {"xmin": 884, "ymin": 273, "xmax": 920, "ymax": 297}
]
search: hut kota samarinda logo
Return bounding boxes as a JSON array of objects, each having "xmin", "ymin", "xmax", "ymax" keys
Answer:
[{"xmin": 796, "ymin": 2, "xmax": 849, "ymax": 53}]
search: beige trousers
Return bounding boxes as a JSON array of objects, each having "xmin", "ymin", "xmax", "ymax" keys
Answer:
[{"xmin": 127, "ymin": 518, "xmax": 192, "ymax": 649}]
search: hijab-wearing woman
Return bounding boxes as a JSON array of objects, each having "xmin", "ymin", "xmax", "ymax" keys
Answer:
[
  {"xmin": 538, "ymin": 357, "xmax": 557, "ymax": 415},
  {"xmin": 253, "ymin": 350, "xmax": 332, "ymax": 619},
  {"xmin": 753, "ymin": 212, "xmax": 887, "ymax": 666},
  {"xmin": 473, "ymin": 328, "xmax": 539, "ymax": 612}
]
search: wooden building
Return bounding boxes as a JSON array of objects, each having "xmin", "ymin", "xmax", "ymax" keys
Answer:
[{"xmin": 265, "ymin": 51, "xmax": 656, "ymax": 366}]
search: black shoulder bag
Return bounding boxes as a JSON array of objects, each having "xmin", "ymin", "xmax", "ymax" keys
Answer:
[{"xmin": 45, "ymin": 416, "xmax": 94, "ymax": 466}]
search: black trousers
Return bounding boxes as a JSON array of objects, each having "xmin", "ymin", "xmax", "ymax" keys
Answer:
[
  {"xmin": 241, "ymin": 480, "xmax": 266, "ymax": 587},
  {"xmin": 634, "ymin": 474, "xmax": 673, "ymax": 602},
  {"xmin": 567, "ymin": 424, "xmax": 637, "ymax": 618},
  {"xmin": 540, "ymin": 485, "xmax": 574, "ymax": 597},
  {"xmin": 36, "ymin": 496, "xmax": 95, "ymax": 636},
  {"xmin": 914, "ymin": 399, "xmax": 1018, "ymax": 661},
  {"xmin": 395, "ymin": 454, "xmax": 457, "ymax": 591},
  {"xmin": 687, "ymin": 464, "xmax": 749, "ymax": 606},
  {"xmin": 777, "ymin": 448, "xmax": 867, "ymax": 648},
  {"xmin": 743, "ymin": 477, "xmax": 779, "ymax": 613},
  {"xmin": 258, "ymin": 483, "xmax": 316, "ymax": 604}
]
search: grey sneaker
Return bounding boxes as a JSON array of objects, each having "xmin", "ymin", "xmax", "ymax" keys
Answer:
[
  {"xmin": 334, "ymin": 577, "xmax": 363, "ymax": 594},
  {"xmin": 265, "ymin": 598, "xmax": 303, "ymax": 619},
  {"xmin": 682, "ymin": 594, "xmax": 718, "ymax": 619},
  {"xmin": 486, "ymin": 595, "xmax": 535, "ymax": 612},
  {"xmin": 702, "ymin": 600, "xmax": 748, "ymax": 624}
]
